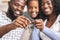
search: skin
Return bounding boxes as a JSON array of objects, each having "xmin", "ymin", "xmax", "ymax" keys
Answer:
[
  {"xmin": 27, "ymin": 0, "xmax": 44, "ymax": 31},
  {"xmin": 41, "ymin": 0, "xmax": 53, "ymax": 15},
  {"xmin": 28, "ymin": 0, "xmax": 39, "ymax": 19},
  {"xmin": 9, "ymin": 0, "xmax": 26, "ymax": 17},
  {"xmin": 0, "ymin": 0, "xmax": 31, "ymax": 37},
  {"xmin": 36, "ymin": 0, "xmax": 57, "ymax": 31}
]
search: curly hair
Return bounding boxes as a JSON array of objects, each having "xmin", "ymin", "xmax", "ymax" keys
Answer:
[{"xmin": 39, "ymin": 0, "xmax": 60, "ymax": 20}]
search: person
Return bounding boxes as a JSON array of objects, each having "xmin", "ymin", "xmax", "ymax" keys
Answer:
[
  {"xmin": 35, "ymin": 0, "xmax": 60, "ymax": 40},
  {"xmin": 20, "ymin": 0, "xmax": 42, "ymax": 40},
  {"xmin": 0, "ymin": 0, "xmax": 31, "ymax": 40}
]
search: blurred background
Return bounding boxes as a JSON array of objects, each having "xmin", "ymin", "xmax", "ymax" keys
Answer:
[{"xmin": 0, "ymin": 0, "xmax": 27, "ymax": 12}]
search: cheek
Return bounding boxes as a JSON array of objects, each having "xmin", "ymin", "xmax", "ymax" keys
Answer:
[
  {"xmin": 12, "ymin": 5, "xmax": 17, "ymax": 11},
  {"xmin": 36, "ymin": 8, "xmax": 39, "ymax": 13},
  {"xmin": 49, "ymin": 5, "xmax": 53, "ymax": 12},
  {"xmin": 28, "ymin": 9, "xmax": 31, "ymax": 13},
  {"xmin": 37, "ymin": 9, "xmax": 39, "ymax": 13},
  {"xmin": 41, "ymin": 6, "xmax": 44, "ymax": 11}
]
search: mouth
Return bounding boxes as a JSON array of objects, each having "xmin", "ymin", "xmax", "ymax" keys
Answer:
[
  {"xmin": 31, "ymin": 12, "xmax": 37, "ymax": 18},
  {"xmin": 44, "ymin": 9, "xmax": 50, "ymax": 13},
  {"xmin": 14, "ymin": 11, "xmax": 22, "ymax": 16},
  {"xmin": 44, "ymin": 9, "xmax": 50, "ymax": 12}
]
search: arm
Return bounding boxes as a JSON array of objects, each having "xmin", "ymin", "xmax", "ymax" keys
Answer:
[
  {"xmin": 0, "ymin": 23, "xmax": 16, "ymax": 38},
  {"xmin": 35, "ymin": 19, "xmax": 60, "ymax": 40},
  {"xmin": 42, "ymin": 27, "xmax": 60, "ymax": 40},
  {"xmin": 0, "ymin": 16, "xmax": 31, "ymax": 38}
]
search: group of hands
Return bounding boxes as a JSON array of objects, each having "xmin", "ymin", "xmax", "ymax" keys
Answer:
[{"xmin": 13, "ymin": 16, "xmax": 44, "ymax": 31}]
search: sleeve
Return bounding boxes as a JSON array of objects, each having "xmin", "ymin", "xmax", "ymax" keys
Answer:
[
  {"xmin": 42, "ymin": 27, "xmax": 60, "ymax": 40},
  {"xmin": 0, "ymin": 12, "xmax": 12, "ymax": 26}
]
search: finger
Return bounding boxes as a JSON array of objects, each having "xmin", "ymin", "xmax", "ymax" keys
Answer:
[
  {"xmin": 15, "ymin": 20, "xmax": 26, "ymax": 27},
  {"xmin": 15, "ymin": 22, "xmax": 23, "ymax": 28},
  {"xmin": 19, "ymin": 16, "xmax": 31, "ymax": 24},
  {"xmin": 18, "ymin": 16, "xmax": 31, "ymax": 25},
  {"xmin": 18, "ymin": 18, "xmax": 27, "ymax": 26},
  {"xmin": 36, "ymin": 24, "xmax": 43, "ymax": 26},
  {"xmin": 35, "ymin": 19, "xmax": 44, "ymax": 24},
  {"xmin": 31, "ymin": 20, "xmax": 35, "ymax": 24},
  {"xmin": 35, "ymin": 19, "xmax": 43, "ymax": 22}
]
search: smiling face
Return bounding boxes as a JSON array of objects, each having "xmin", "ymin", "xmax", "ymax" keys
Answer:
[
  {"xmin": 28, "ymin": 0, "xmax": 39, "ymax": 18},
  {"xmin": 41, "ymin": 0, "xmax": 53, "ymax": 15},
  {"xmin": 9, "ymin": 0, "xmax": 26, "ymax": 17}
]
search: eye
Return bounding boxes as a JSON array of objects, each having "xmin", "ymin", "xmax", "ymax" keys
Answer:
[
  {"xmin": 41, "ymin": 3, "xmax": 45, "ymax": 6},
  {"xmin": 47, "ymin": 2, "xmax": 51, "ymax": 5},
  {"xmin": 21, "ymin": 6, "xmax": 24, "ymax": 9},
  {"xmin": 47, "ymin": 1, "xmax": 52, "ymax": 5},
  {"xmin": 14, "ymin": 3, "xmax": 19, "ymax": 6},
  {"xmin": 35, "ymin": 7, "xmax": 37, "ymax": 9},
  {"xmin": 29, "ymin": 6, "xmax": 32, "ymax": 9}
]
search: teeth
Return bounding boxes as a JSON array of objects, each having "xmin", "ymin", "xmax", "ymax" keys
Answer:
[
  {"xmin": 32, "ymin": 12, "xmax": 36, "ymax": 15},
  {"xmin": 32, "ymin": 12, "xmax": 37, "ymax": 16},
  {"xmin": 20, "ymin": 0, "xmax": 24, "ymax": 2},
  {"xmin": 45, "ymin": 9, "xmax": 50, "ymax": 11},
  {"xmin": 15, "ymin": 11, "xmax": 20, "ymax": 14}
]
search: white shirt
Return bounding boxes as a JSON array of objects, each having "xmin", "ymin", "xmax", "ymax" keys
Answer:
[
  {"xmin": 40, "ymin": 15, "xmax": 60, "ymax": 40},
  {"xmin": 0, "ymin": 11, "xmax": 24, "ymax": 40}
]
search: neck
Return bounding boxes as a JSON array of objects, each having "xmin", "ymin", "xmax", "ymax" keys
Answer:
[{"xmin": 47, "ymin": 13, "xmax": 57, "ymax": 21}]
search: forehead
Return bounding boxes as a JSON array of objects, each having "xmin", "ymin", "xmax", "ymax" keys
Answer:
[
  {"xmin": 42, "ymin": 0, "xmax": 51, "ymax": 2},
  {"xmin": 29, "ymin": 1, "xmax": 38, "ymax": 6},
  {"xmin": 11, "ymin": 0, "xmax": 25, "ymax": 2},
  {"xmin": 11, "ymin": 0, "xmax": 26, "ymax": 6}
]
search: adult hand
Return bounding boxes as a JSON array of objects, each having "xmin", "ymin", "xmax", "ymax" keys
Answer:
[
  {"xmin": 35, "ymin": 19, "xmax": 44, "ymax": 31},
  {"xmin": 13, "ymin": 16, "xmax": 31, "ymax": 28}
]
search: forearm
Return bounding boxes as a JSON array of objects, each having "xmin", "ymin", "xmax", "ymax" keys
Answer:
[
  {"xmin": 42, "ymin": 27, "xmax": 60, "ymax": 40},
  {"xmin": 0, "ymin": 23, "xmax": 16, "ymax": 37}
]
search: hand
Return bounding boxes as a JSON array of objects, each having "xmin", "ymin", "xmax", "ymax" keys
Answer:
[
  {"xmin": 35, "ymin": 19, "xmax": 44, "ymax": 31},
  {"xmin": 13, "ymin": 16, "xmax": 31, "ymax": 28}
]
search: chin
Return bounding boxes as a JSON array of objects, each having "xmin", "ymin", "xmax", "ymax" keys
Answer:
[
  {"xmin": 32, "ymin": 16, "xmax": 37, "ymax": 19},
  {"xmin": 44, "ymin": 12, "xmax": 51, "ymax": 15},
  {"xmin": 14, "ymin": 14, "xmax": 20, "ymax": 17}
]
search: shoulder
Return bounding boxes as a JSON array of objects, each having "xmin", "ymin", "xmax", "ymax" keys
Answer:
[
  {"xmin": 57, "ymin": 14, "xmax": 60, "ymax": 23},
  {"xmin": 0, "ymin": 11, "xmax": 6, "ymax": 18},
  {"xmin": 58, "ymin": 14, "xmax": 60, "ymax": 18},
  {"xmin": 57, "ymin": 14, "xmax": 60, "ymax": 20},
  {"xmin": 0, "ymin": 11, "xmax": 12, "ymax": 26}
]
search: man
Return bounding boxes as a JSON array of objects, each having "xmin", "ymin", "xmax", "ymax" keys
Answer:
[{"xmin": 0, "ymin": 0, "xmax": 31, "ymax": 40}]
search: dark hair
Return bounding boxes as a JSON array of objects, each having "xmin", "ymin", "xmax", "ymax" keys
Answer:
[
  {"xmin": 26, "ymin": 0, "xmax": 43, "ymax": 19},
  {"xmin": 39, "ymin": 0, "xmax": 60, "ymax": 20},
  {"xmin": 10, "ymin": 0, "xmax": 26, "ymax": 2},
  {"xmin": 27, "ymin": 0, "xmax": 38, "ymax": 6}
]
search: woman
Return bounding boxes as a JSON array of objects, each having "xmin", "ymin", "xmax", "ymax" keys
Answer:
[
  {"xmin": 20, "ymin": 0, "xmax": 42, "ymax": 40},
  {"xmin": 35, "ymin": 0, "xmax": 60, "ymax": 40}
]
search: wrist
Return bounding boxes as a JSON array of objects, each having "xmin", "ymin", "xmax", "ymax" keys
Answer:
[
  {"xmin": 10, "ymin": 23, "xmax": 17, "ymax": 29},
  {"xmin": 39, "ymin": 26, "xmax": 44, "ymax": 31}
]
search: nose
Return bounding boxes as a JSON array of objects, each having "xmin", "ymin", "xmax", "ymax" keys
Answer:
[
  {"xmin": 32, "ymin": 8, "xmax": 35, "ymax": 13},
  {"xmin": 44, "ymin": 3, "xmax": 48, "ymax": 9},
  {"xmin": 17, "ymin": 6, "xmax": 22, "ymax": 11}
]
